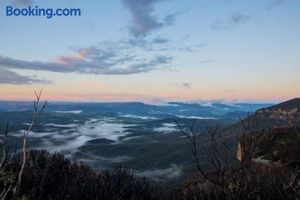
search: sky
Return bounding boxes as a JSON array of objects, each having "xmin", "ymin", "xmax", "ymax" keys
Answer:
[{"xmin": 0, "ymin": 0, "xmax": 299, "ymax": 103}]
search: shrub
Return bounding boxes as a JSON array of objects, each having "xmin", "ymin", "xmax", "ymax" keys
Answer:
[{"xmin": 1, "ymin": 150, "xmax": 157, "ymax": 200}]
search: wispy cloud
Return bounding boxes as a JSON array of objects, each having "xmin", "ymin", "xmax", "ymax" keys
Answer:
[
  {"xmin": 121, "ymin": 0, "xmax": 178, "ymax": 37},
  {"xmin": 0, "ymin": 42, "xmax": 172, "ymax": 76},
  {"xmin": 127, "ymin": 36, "xmax": 202, "ymax": 53},
  {"xmin": 266, "ymin": 0, "xmax": 286, "ymax": 8},
  {"xmin": 0, "ymin": 69, "xmax": 49, "ymax": 85},
  {"xmin": 0, "ymin": 35, "xmax": 206, "ymax": 85},
  {"xmin": 170, "ymin": 82, "xmax": 193, "ymax": 89},
  {"xmin": 198, "ymin": 59, "xmax": 214, "ymax": 64},
  {"xmin": 211, "ymin": 12, "xmax": 250, "ymax": 31},
  {"xmin": 151, "ymin": 36, "xmax": 170, "ymax": 44},
  {"xmin": 182, "ymin": 82, "xmax": 192, "ymax": 89},
  {"xmin": 265, "ymin": 0, "xmax": 299, "ymax": 8}
]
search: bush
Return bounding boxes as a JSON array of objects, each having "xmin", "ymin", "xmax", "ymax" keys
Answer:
[
  {"xmin": 1, "ymin": 150, "xmax": 157, "ymax": 200},
  {"xmin": 175, "ymin": 156, "xmax": 300, "ymax": 200}
]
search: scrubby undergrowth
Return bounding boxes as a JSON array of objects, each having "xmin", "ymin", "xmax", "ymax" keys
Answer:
[
  {"xmin": 1, "ymin": 150, "xmax": 158, "ymax": 200},
  {"xmin": 0, "ymin": 149, "xmax": 299, "ymax": 200}
]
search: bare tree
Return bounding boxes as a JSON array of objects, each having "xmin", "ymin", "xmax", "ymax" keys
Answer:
[
  {"xmin": 12, "ymin": 90, "xmax": 47, "ymax": 198},
  {"xmin": 0, "ymin": 90, "xmax": 47, "ymax": 200},
  {"xmin": 177, "ymin": 107, "xmax": 300, "ymax": 200},
  {"xmin": 0, "ymin": 124, "xmax": 15, "ymax": 200},
  {"xmin": 175, "ymin": 120, "xmax": 230, "ymax": 188}
]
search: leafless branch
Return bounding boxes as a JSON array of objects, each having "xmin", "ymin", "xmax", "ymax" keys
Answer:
[
  {"xmin": 175, "ymin": 120, "xmax": 230, "ymax": 187},
  {"xmin": 12, "ymin": 90, "xmax": 47, "ymax": 198}
]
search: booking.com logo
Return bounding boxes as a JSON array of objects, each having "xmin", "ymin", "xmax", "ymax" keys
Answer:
[{"xmin": 6, "ymin": 6, "xmax": 81, "ymax": 18}]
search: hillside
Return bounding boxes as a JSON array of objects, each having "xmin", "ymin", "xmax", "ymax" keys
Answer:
[
  {"xmin": 255, "ymin": 98, "xmax": 300, "ymax": 127},
  {"xmin": 251, "ymin": 127, "xmax": 300, "ymax": 165},
  {"xmin": 175, "ymin": 99, "xmax": 300, "ymax": 200},
  {"xmin": 222, "ymin": 98, "xmax": 300, "ymax": 169},
  {"xmin": 265, "ymin": 98, "xmax": 300, "ymax": 110},
  {"xmin": 224, "ymin": 98, "xmax": 300, "ymax": 138}
]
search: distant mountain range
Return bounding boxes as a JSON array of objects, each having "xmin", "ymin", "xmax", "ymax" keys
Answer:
[{"xmin": 0, "ymin": 101, "xmax": 272, "ymax": 120}]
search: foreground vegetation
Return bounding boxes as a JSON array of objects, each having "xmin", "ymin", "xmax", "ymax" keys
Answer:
[
  {"xmin": 1, "ymin": 150, "xmax": 157, "ymax": 200},
  {"xmin": 0, "ymin": 144, "xmax": 298, "ymax": 200}
]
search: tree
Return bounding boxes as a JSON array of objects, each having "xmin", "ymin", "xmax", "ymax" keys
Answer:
[
  {"xmin": 0, "ymin": 90, "xmax": 47, "ymax": 200},
  {"xmin": 175, "ymin": 120, "xmax": 230, "ymax": 188}
]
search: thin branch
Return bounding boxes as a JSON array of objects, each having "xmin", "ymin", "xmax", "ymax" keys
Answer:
[{"xmin": 12, "ymin": 90, "xmax": 47, "ymax": 198}]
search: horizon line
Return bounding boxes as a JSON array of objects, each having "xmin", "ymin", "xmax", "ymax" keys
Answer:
[{"xmin": 0, "ymin": 98, "xmax": 291, "ymax": 105}]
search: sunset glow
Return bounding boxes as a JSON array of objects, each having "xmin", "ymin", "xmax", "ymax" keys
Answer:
[{"xmin": 1, "ymin": 0, "xmax": 299, "ymax": 103}]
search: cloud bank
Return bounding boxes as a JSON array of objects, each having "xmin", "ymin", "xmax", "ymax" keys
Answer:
[
  {"xmin": 0, "ymin": 42, "xmax": 172, "ymax": 78},
  {"xmin": 0, "ymin": 68, "xmax": 49, "ymax": 85}
]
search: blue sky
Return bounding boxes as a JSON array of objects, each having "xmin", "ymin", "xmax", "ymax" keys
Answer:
[{"xmin": 0, "ymin": 0, "xmax": 299, "ymax": 102}]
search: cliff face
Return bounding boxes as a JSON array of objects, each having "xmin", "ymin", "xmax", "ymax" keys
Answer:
[
  {"xmin": 233, "ymin": 99, "xmax": 300, "ymax": 166},
  {"xmin": 255, "ymin": 98, "xmax": 300, "ymax": 127}
]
